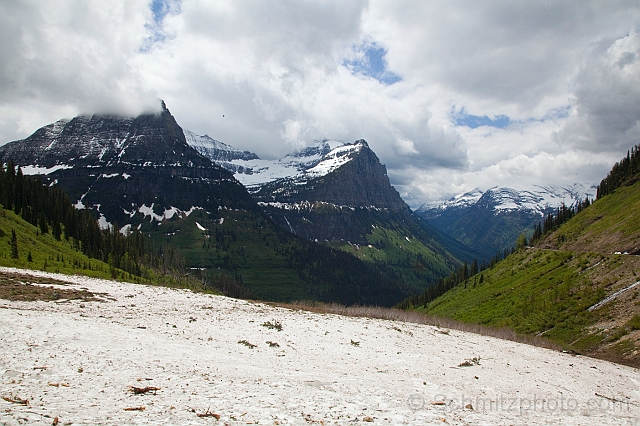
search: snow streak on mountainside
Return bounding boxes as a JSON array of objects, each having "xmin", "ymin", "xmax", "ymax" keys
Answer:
[{"xmin": 418, "ymin": 184, "xmax": 597, "ymax": 217}]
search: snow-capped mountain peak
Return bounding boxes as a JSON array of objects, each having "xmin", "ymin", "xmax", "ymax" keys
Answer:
[
  {"xmin": 417, "ymin": 184, "xmax": 596, "ymax": 217},
  {"xmin": 186, "ymin": 136, "xmax": 365, "ymax": 191},
  {"xmin": 421, "ymin": 188, "xmax": 484, "ymax": 211}
]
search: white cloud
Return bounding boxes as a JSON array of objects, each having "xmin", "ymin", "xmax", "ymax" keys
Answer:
[
  {"xmin": 1, "ymin": 1, "xmax": 640, "ymax": 208},
  {"xmin": 0, "ymin": 0, "xmax": 160, "ymax": 142},
  {"xmin": 555, "ymin": 30, "xmax": 640, "ymax": 152}
]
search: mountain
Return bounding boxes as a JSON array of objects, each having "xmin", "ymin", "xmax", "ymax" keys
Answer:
[
  {"xmin": 188, "ymin": 136, "xmax": 473, "ymax": 290},
  {"xmin": 416, "ymin": 184, "xmax": 596, "ymax": 261},
  {"xmin": 0, "ymin": 105, "xmax": 439, "ymax": 306},
  {"xmin": 411, "ymin": 147, "xmax": 640, "ymax": 367},
  {"xmin": 0, "ymin": 102, "xmax": 257, "ymax": 231},
  {"xmin": 183, "ymin": 130, "xmax": 258, "ymax": 174}
]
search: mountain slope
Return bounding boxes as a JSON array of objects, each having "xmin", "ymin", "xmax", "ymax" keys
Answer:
[
  {"xmin": 0, "ymin": 107, "xmax": 416, "ymax": 306},
  {"xmin": 414, "ymin": 164, "xmax": 640, "ymax": 367},
  {"xmin": 189, "ymin": 136, "xmax": 469, "ymax": 291},
  {"xmin": 416, "ymin": 184, "xmax": 596, "ymax": 260},
  {"xmin": 0, "ymin": 204, "xmax": 115, "ymax": 279}
]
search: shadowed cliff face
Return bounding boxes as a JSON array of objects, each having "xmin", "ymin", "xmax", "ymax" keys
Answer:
[
  {"xmin": 255, "ymin": 141, "xmax": 408, "ymax": 210},
  {"xmin": 0, "ymin": 102, "xmax": 211, "ymax": 169},
  {"xmin": 251, "ymin": 140, "xmax": 416, "ymax": 244},
  {"xmin": 0, "ymin": 104, "xmax": 256, "ymax": 229}
]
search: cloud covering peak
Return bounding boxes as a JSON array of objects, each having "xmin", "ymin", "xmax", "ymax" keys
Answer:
[{"xmin": 1, "ymin": 1, "xmax": 640, "ymax": 207}]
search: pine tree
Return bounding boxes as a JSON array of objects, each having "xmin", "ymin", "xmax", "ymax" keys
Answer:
[{"xmin": 10, "ymin": 229, "xmax": 18, "ymax": 259}]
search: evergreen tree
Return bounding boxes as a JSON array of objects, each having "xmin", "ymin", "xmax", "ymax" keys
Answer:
[{"xmin": 10, "ymin": 229, "xmax": 18, "ymax": 259}]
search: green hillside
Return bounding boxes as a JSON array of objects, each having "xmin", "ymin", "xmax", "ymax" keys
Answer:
[
  {"xmin": 0, "ymin": 205, "xmax": 124, "ymax": 279},
  {"xmin": 143, "ymin": 208, "xmax": 413, "ymax": 306},
  {"xmin": 0, "ymin": 204, "xmax": 213, "ymax": 292},
  {"xmin": 413, "ymin": 173, "xmax": 640, "ymax": 367},
  {"xmin": 330, "ymin": 222, "xmax": 455, "ymax": 290}
]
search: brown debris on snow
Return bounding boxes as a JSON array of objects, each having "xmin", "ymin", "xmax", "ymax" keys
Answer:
[
  {"xmin": 128, "ymin": 386, "xmax": 161, "ymax": 395},
  {"xmin": 195, "ymin": 407, "xmax": 221, "ymax": 419},
  {"xmin": 1, "ymin": 395, "xmax": 28, "ymax": 405},
  {"xmin": 0, "ymin": 271, "xmax": 104, "ymax": 302},
  {"xmin": 124, "ymin": 406, "xmax": 146, "ymax": 411}
]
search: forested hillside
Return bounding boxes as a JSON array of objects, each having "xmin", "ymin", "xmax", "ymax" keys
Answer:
[{"xmin": 0, "ymin": 161, "xmax": 204, "ymax": 288}]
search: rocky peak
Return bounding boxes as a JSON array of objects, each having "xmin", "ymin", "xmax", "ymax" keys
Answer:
[
  {"xmin": 184, "ymin": 130, "xmax": 259, "ymax": 163},
  {"xmin": 0, "ymin": 103, "xmax": 212, "ymax": 169},
  {"xmin": 255, "ymin": 139, "xmax": 407, "ymax": 210}
]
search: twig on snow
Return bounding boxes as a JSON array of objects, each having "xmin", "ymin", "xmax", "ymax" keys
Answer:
[
  {"xmin": 196, "ymin": 407, "xmax": 221, "ymax": 419},
  {"xmin": 124, "ymin": 406, "xmax": 146, "ymax": 411},
  {"xmin": 128, "ymin": 386, "xmax": 161, "ymax": 395},
  {"xmin": 2, "ymin": 395, "xmax": 29, "ymax": 405}
]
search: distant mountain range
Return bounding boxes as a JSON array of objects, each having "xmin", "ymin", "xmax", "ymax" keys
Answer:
[{"xmin": 415, "ymin": 184, "xmax": 596, "ymax": 261}]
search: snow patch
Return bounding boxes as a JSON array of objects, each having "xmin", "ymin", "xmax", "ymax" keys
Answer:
[
  {"xmin": 225, "ymin": 139, "xmax": 362, "ymax": 189},
  {"xmin": 195, "ymin": 221, "xmax": 206, "ymax": 231},
  {"xmin": 136, "ymin": 204, "xmax": 201, "ymax": 222},
  {"xmin": 19, "ymin": 164, "xmax": 72, "ymax": 175},
  {"xmin": 184, "ymin": 206, "xmax": 203, "ymax": 217},
  {"xmin": 97, "ymin": 214, "xmax": 112, "ymax": 230},
  {"xmin": 119, "ymin": 224, "xmax": 132, "ymax": 235},
  {"xmin": 0, "ymin": 269, "xmax": 630, "ymax": 424}
]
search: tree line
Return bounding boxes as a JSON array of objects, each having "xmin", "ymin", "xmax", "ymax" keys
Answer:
[
  {"xmin": 528, "ymin": 199, "xmax": 591, "ymax": 244},
  {"xmin": 596, "ymin": 144, "xmax": 640, "ymax": 199},
  {"xmin": 0, "ymin": 160, "xmax": 181, "ymax": 277}
]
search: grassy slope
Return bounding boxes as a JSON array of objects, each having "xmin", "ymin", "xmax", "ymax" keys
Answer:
[
  {"xmin": 330, "ymin": 224, "xmax": 453, "ymax": 290},
  {"xmin": 0, "ymin": 205, "xmax": 207, "ymax": 291},
  {"xmin": 543, "ymin": 181, "xmax": 640, "ymax": 254},
  {"xmin": 0, "ymin": 206, "xmax": 119, "ymax": 279},
  {"xmin": 419, "ymin": 181, "xmax": 640, "ymax": 367}
]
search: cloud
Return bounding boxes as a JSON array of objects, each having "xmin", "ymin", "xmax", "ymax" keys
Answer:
[
  {"xmin": 0, "ymin": 0, "xmax": 159, "ymax": 142},
  {"xmin": 555, "ymin": 30, "xmax": 640, "ymax": 152},
  {"xmin": 1, "ymin": 1, "xmax": 640, "ymax": 208}
]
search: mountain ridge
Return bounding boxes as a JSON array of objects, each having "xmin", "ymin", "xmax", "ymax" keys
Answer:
[
  {"xmin": 415, "ymin": 184, "xmax": 596, "ymax": 261},
  {"xmin": 0, "ymin": 105, "xmax": 455, "ymax": 305}
]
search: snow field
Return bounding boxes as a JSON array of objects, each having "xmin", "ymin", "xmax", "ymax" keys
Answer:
[{"xmin": 0, "ymin": 268, "xmax": 639, "ymax": 425}]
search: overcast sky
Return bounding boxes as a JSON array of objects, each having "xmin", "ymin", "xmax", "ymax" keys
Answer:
[{"xmin": 2, "ymin": 1, "xmax": 640, "ymax": 207}]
